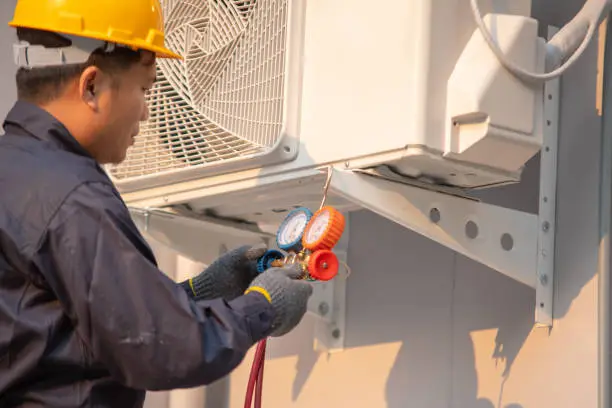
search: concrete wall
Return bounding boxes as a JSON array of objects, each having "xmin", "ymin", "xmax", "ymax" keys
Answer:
[{"xmin": 0, "ymin": 0, "xmax": 606, "ymax": 407}]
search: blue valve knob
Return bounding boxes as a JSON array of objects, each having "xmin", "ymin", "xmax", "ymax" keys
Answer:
[{"xmin": 257, "ymin": 249, "xmax": 285, "ymax": 273}]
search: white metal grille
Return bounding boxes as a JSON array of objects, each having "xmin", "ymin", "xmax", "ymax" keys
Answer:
[{"xmin": 108, "ymin": 0, "xmax": 288, "ymax": 180}]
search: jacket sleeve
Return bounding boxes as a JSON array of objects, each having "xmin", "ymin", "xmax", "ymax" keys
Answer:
[{"xmin": 29, "ymin": 181, "xmax": 275, "ymax": 391}]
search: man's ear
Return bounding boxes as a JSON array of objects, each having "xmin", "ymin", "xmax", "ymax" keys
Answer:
[{"xmin": 79, "ymin": 66, "xmax": 110, "ymax": 111}]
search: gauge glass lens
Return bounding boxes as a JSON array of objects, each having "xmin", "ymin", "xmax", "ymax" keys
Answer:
[
  {"xmin": 305, "ymin": 210, "xmax": 330, "ymax": 244},
  {"xmin": 278, "ymin": 212, "xmax": 309, "ymax": 245}
]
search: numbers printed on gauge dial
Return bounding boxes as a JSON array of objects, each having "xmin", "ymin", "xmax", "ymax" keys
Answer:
[
  {"xmin": 276, "ymin": 207, "xmax": 313, "ymax": 251},
  {"xmin": 304, "ymin": 209, "xmax": 330, "ymax": 244}
]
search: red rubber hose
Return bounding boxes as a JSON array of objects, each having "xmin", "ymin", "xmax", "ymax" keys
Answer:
[
  {"xmin": 254, "ymin": 340, "xmax": 266, "ymax": 408},
  {"xmin": 244, "ymin": 338, "xmax": 267, "ymax": 408},
  {"xmin": 244, "ymin": 344, "xmax": 259, "ymax": 407}
]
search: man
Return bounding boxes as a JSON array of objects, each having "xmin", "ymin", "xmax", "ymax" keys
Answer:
[{"xmin": 0, "ymin": 0, "xmax": 313, "ymax": 407}]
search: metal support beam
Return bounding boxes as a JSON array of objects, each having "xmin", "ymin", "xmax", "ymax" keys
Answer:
[
  {"xmin": 330, "ymin": 168, "xmax": 538, "ymax": 288},
  {"xmin": 329, "ymin": 80, "xmax": 560, "ymax": 328},
  {"xmin": 534, "ymin": 26, "xmax": 561, "ymax": 327}
]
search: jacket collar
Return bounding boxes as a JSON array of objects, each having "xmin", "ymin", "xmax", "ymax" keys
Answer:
[{"xmin": 2, "ymin": 100, "xmax": 94, "ymax": 159}]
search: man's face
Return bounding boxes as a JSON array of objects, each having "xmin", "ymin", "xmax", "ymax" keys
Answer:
[{"xmin": 82, "ymin": 56, "xmax": 156, "ymax": 165}]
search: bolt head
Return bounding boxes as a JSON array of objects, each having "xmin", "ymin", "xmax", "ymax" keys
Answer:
[{"xmin": 318, "ymin": 302, "xmax": 329, "ymax": 316}]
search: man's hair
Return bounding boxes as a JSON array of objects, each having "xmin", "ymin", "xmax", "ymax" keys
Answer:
[{"xmin": 15, "ymin": 27, "xmax": 154, "ymax": 104}]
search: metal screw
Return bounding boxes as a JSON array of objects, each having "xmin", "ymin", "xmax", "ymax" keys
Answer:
[
  {"xmin": 542, "ymin": 221, "xmax": 550, "ymax": 232},
  {"xmin": 143, "ymin": 211, "xmax": 150, "ymax": 232},
  {"xmin": 332, "ymin": 329, "xmax": 341, "ymax": 339},
  {"xmin": 539, "ymin": 274, "xmax": 548, "ymax": 286},
  {"xmin": 318, "ymin": 302, "xmax": 329, "ymax": 316}
]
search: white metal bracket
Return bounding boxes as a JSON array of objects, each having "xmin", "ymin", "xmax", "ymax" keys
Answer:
[
  {"xmin": 330, "ymin": 168, "xmax": 538, "ymax": 285},
  {"xmin": 129, "ymin": 207, "xmax": 272, "ymax": 265},
  {"xmin": 534, "ymin": 26, "xmax": 561, "ymax": 327},
  {"xmin": 306, "ymin": 249, "xmax": 348, "ymax": 353},
  {"xmin": 328, "ymin": 62, "xmax": 560, "ymax": 327}
]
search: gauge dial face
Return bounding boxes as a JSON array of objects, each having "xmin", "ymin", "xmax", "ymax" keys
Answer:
[
  {"xmin": 304, "ymin": 209, "xmax": 331, "ymax": 244},
  {"xmin": 277, "ymin": 211, "xmax": 310, "ymax": 246}
]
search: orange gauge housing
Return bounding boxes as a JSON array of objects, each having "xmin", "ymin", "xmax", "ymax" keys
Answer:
[{"xmin": 302, "ymin": 206, "xmax": 345, "ymax": 252}]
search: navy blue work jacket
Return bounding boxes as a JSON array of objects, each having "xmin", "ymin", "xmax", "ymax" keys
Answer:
[{"xmin": 0, "ymin": 101, "xmax": 274, "ymax": 407}]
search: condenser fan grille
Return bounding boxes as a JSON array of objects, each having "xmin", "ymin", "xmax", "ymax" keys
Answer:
[{"xmin": 108, "ymin": 0, "xmax": 288, "ymax": 180}]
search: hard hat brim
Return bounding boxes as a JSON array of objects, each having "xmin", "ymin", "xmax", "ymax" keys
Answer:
[{"xmin": 8, "ymin": 20, "xmax": 183, "ymax": 61}]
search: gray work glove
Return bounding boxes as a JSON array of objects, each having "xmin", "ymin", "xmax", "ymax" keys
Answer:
[
  {"xmin": 180, "ymin": 244, "xmax": 267, "ymax": 301},
  {"xmin": 245, "ymin": 264, "xmax": 313, "ymax": 337}
]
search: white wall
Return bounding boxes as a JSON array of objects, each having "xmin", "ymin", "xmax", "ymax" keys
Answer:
[{"xmin": 0, "ymin": 1, "xmax": 606, "ymax": 407}]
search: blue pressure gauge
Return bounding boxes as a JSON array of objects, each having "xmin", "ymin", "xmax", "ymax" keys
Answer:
[{"xmin": 275, "ymin": 207, "xmax": 313, "ymax": 252}]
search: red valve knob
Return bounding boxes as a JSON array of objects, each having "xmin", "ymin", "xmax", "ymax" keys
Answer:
[{"xmin": 307, "ymin": 250, "xmax": 339, "ymax": 281}]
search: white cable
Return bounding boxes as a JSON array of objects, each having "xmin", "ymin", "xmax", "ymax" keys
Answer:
[{"xmin": 470, "ymin": 0, "xmax": 602, "ymax": 83}]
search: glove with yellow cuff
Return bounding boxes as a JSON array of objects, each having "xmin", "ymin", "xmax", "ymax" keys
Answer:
[{"xmin": 245, "ymin": 263, "xmax": 313, "ymax": 337}]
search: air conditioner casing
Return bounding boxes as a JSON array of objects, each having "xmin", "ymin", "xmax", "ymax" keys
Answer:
[{"xmin": 108, "ymin": 0, "xmax": 544, "ymax": 226}]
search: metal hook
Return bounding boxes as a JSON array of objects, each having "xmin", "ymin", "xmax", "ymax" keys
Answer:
[{"xmin": 319, "ymin": 166, "xmax": 333, "ymax": 210}]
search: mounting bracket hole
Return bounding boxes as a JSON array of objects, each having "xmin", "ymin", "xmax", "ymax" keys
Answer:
[
  {"xmin": 283, "ymin": 145, "xmax": 292, "ymax": 153},
  {"xmin": 465, "ymin": 220, "xmax": 479, "ymax": 239},
  {"xmin": 429, "ymin": 208, "xmax": 441, "ymax": 223},
  {"xmin": 501, "ymin": 233, "xmax": 514, "ymax": 251},
  {"xmin": 272, "ymin": 208, "xmax": 288, "ymax": 213}
]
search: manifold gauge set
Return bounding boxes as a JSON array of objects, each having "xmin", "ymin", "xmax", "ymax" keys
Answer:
[{"xmin": 256, "ymin": 206, "xmax": 345, "ymax": 281}]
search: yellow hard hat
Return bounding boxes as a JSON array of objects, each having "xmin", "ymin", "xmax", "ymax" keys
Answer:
[{"xmin": 8, "ymin": 0, "xmax": 181, "ymax": 60}]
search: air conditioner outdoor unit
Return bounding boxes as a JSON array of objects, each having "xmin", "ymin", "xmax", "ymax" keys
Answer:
[
  {"xmin": 109, "ymin": 0, "xmax": 541, "ymax": 203},
  {"xmin": 107, "ymin": 0, "xmax": 605, "ymax": 330}
]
